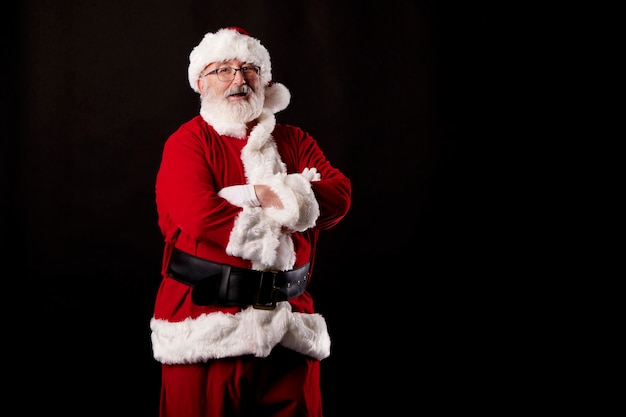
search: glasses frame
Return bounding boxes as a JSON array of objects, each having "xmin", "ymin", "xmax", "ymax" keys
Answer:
[{"xmin": 202, "ymin": 66, "xmax": 261, "ymax": 82}]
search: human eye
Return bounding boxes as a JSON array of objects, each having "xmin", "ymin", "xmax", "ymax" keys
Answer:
[
  {"xmin": 217, "ymin": 67, "xmax": 232, "ymax": 74},
  {"xmin": 242, "ymin": 66, "xmax": 259, "ymax": 75}
]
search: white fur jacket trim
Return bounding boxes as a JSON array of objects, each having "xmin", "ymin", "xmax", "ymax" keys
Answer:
[
  {"xmin": 225, "ymin": 110, "xmax": 320, "ymax": 271},
  {"xmin": 150, "ymin": 301, "xmax": 331, "ymax": 363}
]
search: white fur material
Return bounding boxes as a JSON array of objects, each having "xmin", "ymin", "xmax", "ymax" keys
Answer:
[
  {"xmin": 226, "ymin": 206, "xmax": 293, "ymax": 270},
  {"xmin": 224, "ymin": 110, "xmax": 320, "ymax": 271},
  {"xmin": 151, "ymin": 302, "xmax": 331, "ymax": 363},
  {"xmin": 262, "ymin": 82, "xmax": 291, "ymax": 114}
]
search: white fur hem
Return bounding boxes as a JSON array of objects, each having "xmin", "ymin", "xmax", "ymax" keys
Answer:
[{"xmin": 150, "ymin": 301, "xmax": 331, "ymax": 364}]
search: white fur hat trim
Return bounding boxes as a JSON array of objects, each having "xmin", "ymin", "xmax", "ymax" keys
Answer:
[{"xmin": 188, "ymin": 26, "xmax": 272, "ymax": 93}]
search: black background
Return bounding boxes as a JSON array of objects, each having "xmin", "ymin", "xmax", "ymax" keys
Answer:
[{"xmin": 1, "ymin": 1, "xmax": 503, "ymax": 415}]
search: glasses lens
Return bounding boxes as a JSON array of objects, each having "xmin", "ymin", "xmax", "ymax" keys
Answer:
[
  {"xmin": 215, "ymin": 67, "xmax": 259, "ymax": 81},
  {"xmin": 217, "ymin": 68, "xmax": 234, "ymax": 82},
  {"xmin": 241, "ymin": 67, "xmax": 259, "ymax": 79}
]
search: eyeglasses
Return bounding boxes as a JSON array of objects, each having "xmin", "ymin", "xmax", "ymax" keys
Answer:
[{"xmin": 202, "ymin": 66, "xmax": 261, "ymax": 82}]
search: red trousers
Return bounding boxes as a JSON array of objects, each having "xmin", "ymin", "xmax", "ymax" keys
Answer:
[{"xmin": 159, "ymin": 346, "xmax": 323, "ymax": 417}]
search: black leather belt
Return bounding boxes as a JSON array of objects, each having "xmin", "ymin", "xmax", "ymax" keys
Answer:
[{"xmin": 166, "ymin": 248, "xmax": 310, "ymax": 310}]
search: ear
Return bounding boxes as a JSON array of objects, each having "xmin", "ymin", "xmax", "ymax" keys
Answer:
[{"xmin": 196, "ymin": 78, "xmax": 204, "ymax": 95}]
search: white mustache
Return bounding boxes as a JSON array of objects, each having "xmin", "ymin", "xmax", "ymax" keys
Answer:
[{"xmin": 224, "ymin": 85, "xmax": 252, "ymax": 97}]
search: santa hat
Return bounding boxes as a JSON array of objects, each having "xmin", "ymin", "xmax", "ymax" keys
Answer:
[{"xmin": 187, "ymin": 27, "xmax": 290, "ymax": 113}]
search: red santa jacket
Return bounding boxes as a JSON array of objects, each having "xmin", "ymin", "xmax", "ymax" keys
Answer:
[{"xmin": 150, "ymin": 111, "xmax": 351, "ymax": 364}]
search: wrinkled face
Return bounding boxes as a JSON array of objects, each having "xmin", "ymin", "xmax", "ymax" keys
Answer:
[{"xmin": 198, "ymin": 59, "xmax": 265, "ymax": 125}]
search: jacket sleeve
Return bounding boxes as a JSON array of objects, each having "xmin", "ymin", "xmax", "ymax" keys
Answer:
[
  {"xmin": 279, "ymin": 127, "xmax": 352, "ymax": 231},
  {"xmin": 155, "ymin": 124, "xmax": 243, "ymax": 249}
]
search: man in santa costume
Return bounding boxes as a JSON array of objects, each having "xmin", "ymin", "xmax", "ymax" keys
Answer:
[{"xmin": 150, "ymin": 26, "xmax": 352, "ymax": 416}]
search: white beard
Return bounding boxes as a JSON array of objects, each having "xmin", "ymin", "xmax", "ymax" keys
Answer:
[{"xmin": 199, "ymin": 84, "xmax": 265, "ymax": 138}]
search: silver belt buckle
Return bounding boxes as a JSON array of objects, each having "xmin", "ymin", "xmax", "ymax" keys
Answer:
[{"xmin": 253, "ymin": 271, "xmax": 279, "ymax": 310}]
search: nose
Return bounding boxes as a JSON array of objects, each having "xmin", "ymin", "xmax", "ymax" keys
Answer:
[{"xmin": 232, "ymin": 68, "xmax": 246, "ymax": 84}]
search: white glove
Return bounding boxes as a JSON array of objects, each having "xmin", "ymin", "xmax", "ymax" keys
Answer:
[
  {"xmin": 301, "ymin": 167, "xmax": 321, "ymax": 182},
  {"xmin": 218, "ymin": 184, "xmax": 260, "ymax": 207}
]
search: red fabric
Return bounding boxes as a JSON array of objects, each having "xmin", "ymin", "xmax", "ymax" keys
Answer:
[
  {"xmin": 226, "ymin": 26, "xmax": 250, "ymax": 36},
  {"xmin": 154, "ymin": 115, "xmax": 351, "ymax": 320},
  {"xmin": 159, "ymin": 346, "xmax": 323, "ymax": 417},
  {"xmin": 153, "ymin": 114, "xmax": 350, "ymax": 416}
]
